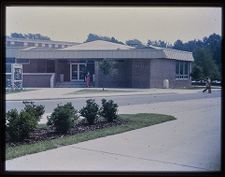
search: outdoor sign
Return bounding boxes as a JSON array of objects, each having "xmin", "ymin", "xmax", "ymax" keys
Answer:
[{"xmin": 11, "ymin": 63, "xmax": 23, "ymax": 90}]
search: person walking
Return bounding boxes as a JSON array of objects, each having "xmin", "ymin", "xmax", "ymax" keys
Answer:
[{"xmin": 202, "ymin": 77, "xmax": 211, "ymax": 93}]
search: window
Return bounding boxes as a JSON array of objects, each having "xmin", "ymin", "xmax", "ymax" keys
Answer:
[
  {"xmin": 176, "ymin": 61, "xmax": 189, "ymax": 79},
  {"xmin": 6, "ymin": 58, "xmax": 15, "ymax": 64},
  {"xmin": 16, "ymin": 59, "xmax": 30, "ymax": 64}
]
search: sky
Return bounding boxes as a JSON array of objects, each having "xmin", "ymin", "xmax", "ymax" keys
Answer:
[{"xmin": 6, "ymin": 6, "xmax": 222, "ymax": 44}]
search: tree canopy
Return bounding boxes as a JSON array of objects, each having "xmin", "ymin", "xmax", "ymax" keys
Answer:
[
  {"xmin": 126, "ymin": 39, "xmax": 146, "ymax": 48},
  {"xmin": 85, "ymin": 33, "xmax": 124, "ymax": 44},
  {"xmin": 9, "ymin": 33, "xmax": 51, "ymax": 41}
]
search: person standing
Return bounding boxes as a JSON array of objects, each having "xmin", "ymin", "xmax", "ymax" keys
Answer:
[{"xmin": 85, "ymin": 72, "xmax": 91, "ymax": 88}]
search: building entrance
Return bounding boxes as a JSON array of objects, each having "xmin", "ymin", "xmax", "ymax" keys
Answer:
[{"xmin": 70, "ymin": 63, "xmax": 86, "ymax": 81}]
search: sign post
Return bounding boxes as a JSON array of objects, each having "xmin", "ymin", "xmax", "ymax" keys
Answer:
[{"xmin": 11, "ymin": 63, "xmax": 23, "ymax": 90}]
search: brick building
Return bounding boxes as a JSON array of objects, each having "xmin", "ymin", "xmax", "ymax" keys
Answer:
[{"xmin": 6, "ymin": 38, "xmax": 194, "ymax": 88}]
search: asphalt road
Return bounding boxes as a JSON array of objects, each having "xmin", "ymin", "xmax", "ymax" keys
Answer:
[{"xmin": 5, "ymin": 89, "xmax": 221, "ymax": 113}]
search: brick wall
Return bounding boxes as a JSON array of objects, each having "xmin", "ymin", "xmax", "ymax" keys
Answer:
[
  {"xmin": 150, "ymin": 58, "xmax": 191, "ymax": 88},
  {"xmin": 130, "ymin": 59, "xmax": 150, "ymax": 88},
  {"xmin": 55, "ymin": 60, "xmax": 70, "ymax": 81},
  {"xmin": 150, "ymin": 59, "xmax": 175, "ymax": 88},
  {"xmin": 23, "ymin": 59, "xmax": 47, "ymax": 73},
  {"xmin": 23, "ymin": 74, "xmax": 52, "ymax": 87}
]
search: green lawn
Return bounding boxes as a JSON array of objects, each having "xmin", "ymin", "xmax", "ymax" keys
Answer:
[{"xmin": 6, "ymin": 113, "xmax": 176, "ymax": 160}]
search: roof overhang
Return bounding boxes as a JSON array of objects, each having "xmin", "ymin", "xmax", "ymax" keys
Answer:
[{"xmin": 14, "ymin": 48, "xmax": 194, "ymax": 61}]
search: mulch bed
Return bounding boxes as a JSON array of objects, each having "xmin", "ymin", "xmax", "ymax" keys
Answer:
[{"xmin": 6, "ymin": 118, "xmax": 128, "ymax": 147}]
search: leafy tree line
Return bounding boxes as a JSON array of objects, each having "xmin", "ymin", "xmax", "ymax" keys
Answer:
[{"xmin": 8, "ymin": 33, "xmax": 51, "ymax": 41}]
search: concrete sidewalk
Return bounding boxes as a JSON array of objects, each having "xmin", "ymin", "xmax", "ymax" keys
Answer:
[
  {"xmin": 5, "ymin": 96, "xmax": 221, "ymax": 172},
  {"xmin": 5, "ymin": 87, "xmax": 220, "ymax": 101}
]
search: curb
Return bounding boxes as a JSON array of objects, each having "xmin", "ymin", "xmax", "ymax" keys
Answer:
[
  {"xmin": 6, "ymin": 92, "xmax": 178, "ymax": 102},
  {"xmin": 6, "ymin": 88, "xmax": 220, "ymax": 102}
]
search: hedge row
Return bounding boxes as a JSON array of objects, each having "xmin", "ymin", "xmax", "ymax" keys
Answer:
[{"xmin": 6, "ymin": 99, "xmax": 118, "ymax": 142}]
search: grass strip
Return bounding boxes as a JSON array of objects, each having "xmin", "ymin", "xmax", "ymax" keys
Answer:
[{"xmin": 6, "ymin": 113, "xmax": 176, "ymax": 160}]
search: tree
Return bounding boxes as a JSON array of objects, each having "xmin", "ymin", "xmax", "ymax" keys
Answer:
[
  {"xmin": 10, "ymin": 33, "xmax": 51, "ymax": 40},
  {"xmin": 202, "ymin": 33, "xmax": 221, "ymax": 73},
  {"xmin": 99, "ymin": 59, "xmax": 113, "ymax": 90},
  {"xmin": 86, "ymin": 33, "xmax": 102, "ymax": 42},
  {"xmin": 173, "ymin": 39, "xmax": 184, "ymax": 50},
  {"xmin": 147, "ymin": 40, "xmax": 172, "ymax": 48},
  {"xmin": 192, "ymin": 48, "xmax": 220, "ymax": 80},
  {"xmin": 190, "ymin": 63, "xmax": 203, "ymax": 81},
  {"xmin": 85, "ymin": 33, "xmax": 124, "ymax": 44},
  {"xmin": 126, "ymin": 39, "xmax": 146, "ymax": 48}
]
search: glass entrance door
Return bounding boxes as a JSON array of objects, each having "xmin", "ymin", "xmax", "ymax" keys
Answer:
[{"xmin": 71, "ymin": 63, "xmax": 86, "ymax": 81}]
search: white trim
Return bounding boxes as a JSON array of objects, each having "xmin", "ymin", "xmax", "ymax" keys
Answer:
[{"xmin": 175, "ymin": 78, "xmax": 189, "ymax": 80}]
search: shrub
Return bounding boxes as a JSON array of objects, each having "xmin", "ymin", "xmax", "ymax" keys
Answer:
[
  {"xmin": 6, "ymin": 102, "xmax": 45, "ymax": 142},
  {"xmin": 99, "ymin": 99, "xmax": 118, "ymax": 122},
  {"xmin": 6, "ymin": 109, "xmax": 37, "ymax": 142},
  {"xmin": 23, "ymin": 101, "xmax": 45, "ymax": 122},
  {"xmin": 80, "ymin": 99, "xmax": 99, "ymax": 125},
  {"xmin": 47, "ymin": 102, "xmax": 78, "ymax": 133}
]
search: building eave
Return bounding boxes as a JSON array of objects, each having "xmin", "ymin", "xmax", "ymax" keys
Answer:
[{"xmin": 12, "ymin": 48, "xmax": 194, "ymax": 61}]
